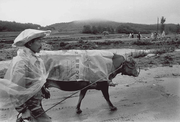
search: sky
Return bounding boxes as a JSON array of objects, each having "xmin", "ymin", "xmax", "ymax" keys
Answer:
[{"xmin": 0, "ymin": 0, "xmax": 179, "ymax": 26}]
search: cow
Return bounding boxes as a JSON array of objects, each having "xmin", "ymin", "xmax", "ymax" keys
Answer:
[{"xmin": 44, "ymin": 51, "xmax": 140, "ymax": 114}]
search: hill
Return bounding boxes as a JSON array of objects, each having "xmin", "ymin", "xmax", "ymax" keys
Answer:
[
  {"xmin": 47, "ymin": 19, "xmax": 178, "ymax": 34},
  {"xmin": 0, "ymin": 20, "xmax": 42, "ymax": 31},
  {"xmin": 47, "ymin": 20, "xmax": 154, "ymax": 33},
  {"xmin": 47, "ymin": 19, "xmax": 121, "ymax": 32},
  {"xmin": 0, "ymin": 19, "xmax": 178, "ymax": 34}
]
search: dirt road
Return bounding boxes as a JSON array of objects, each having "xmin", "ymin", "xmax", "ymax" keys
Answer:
[
  {"xmin": 1, "ymin": 50, "xmax": 180, "ymax": 122},
  {"xmin": 41, "ymin": 65, "xmax": 180, "ymax": 122}
]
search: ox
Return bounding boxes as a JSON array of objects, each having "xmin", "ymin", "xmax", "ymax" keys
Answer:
[{"xmin": 44, "ymin": 52, "xmax": 140, "ymax": 114}]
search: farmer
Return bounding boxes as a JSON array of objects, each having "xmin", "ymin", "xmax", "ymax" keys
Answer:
[
  {"xmin": 4, "ymin": 29, "xmax": 52, "ymax": 122},
  {"xmin": 137, "ymin": 32, "xmax": 141, "ymax": 40}
]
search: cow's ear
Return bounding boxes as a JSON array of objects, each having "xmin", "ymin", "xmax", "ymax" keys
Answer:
[
  {"xmin": 126, "ymin": 56, "xmax": 134, "ymax": 63},
  {"xmin": 112, "ymin": 54, "xmax": 125, "ymax": 69}
]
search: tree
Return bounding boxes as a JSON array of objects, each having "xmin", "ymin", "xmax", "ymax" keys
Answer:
[
  {"xmin": 0, "ymin": 20, "xmax": 42, "ymax": 31},
  {"xmin": 160, "ymin": 16, "xmax": 166, "ymax": 33},
  {"xmin": 176, "ymin": 24, "xmax": 180, "ymax": 34},
  {"xmin": 116, "ymin": 25, "xmax": 134, "ymax": 34},
  {"xmin": 91, "ymin": 26, "xmax": 98, "ymax": 34},
  {"xmin": 97, "ymin": 26, "xmax": 103, "ymax": 33},
  {"xmin": 82, "ymin": 25, "xmax": 91, "ymax": 33}
]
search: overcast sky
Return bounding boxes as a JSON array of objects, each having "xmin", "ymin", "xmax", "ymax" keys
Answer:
[{"xmin": 0, "ymin": 0, "xmax": 179, "ymax": 26}]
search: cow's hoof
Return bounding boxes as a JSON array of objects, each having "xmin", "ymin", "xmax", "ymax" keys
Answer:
[
  {"xmin": 110, "ymin": 106, "xmax": 117, "ymax": 111},
  {"xmin": 76, "ymin": 109, "xmax": 82, "ymax": 114}
]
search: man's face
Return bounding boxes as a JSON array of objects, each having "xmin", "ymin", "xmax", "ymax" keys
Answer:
[{"xmin": 29, "ymin": 39, "xmax": 42, "ymax": 53}]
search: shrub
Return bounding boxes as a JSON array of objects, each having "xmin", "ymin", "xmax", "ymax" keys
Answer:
[
  {"xmin": 162, "ymin": 54, "xmax": 173, "ymax": 65},
  {"xmin": 151, "ymin": 47, "xmax": 175, "ymax": 55},
  {"xmin": 133, "ymin": 40, "xmax": 152, "ymax": 45},
  {"xmin": 130, "ymin": 51, "xmax": 148, "ymax": 58},
  {"xmin": 59, "ymin": 42, "xmax": 67, "ymax": 47}
]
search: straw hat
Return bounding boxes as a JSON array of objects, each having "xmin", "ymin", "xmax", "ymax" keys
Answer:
[{"xmin": 12, "ymin": 29, "xmax": 51, "ymax": 47}]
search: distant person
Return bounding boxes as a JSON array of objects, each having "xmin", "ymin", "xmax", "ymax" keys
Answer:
[
  {"xmin": 131, "ymin": 33, "xmax": 134, "ymax": 38},
  {"xmin": 151, "ymin": 32, "xmax": 154, "ymax": 39},
  {"xmin": 154, "ymin": 32, "xmax": 158, "ymax": 40},
  {"xmin": 161, "ymin": 31, "xmax": 165, "ymax": 38},
  {"xmin": 129, "ymin": 33, "xmax": 132, "ymax": 38},
  {"xmin": 137, "ymin": 32, "xmax": 141, "ymax": 40}
]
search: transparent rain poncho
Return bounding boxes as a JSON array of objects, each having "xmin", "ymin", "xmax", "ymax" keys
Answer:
[{"xmin": 0, "ymin": 47, "xmax": 48, "ymax": 121}]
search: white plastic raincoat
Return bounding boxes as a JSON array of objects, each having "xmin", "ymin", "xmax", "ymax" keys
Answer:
[{"xmin": 0, "ymin": 47, "xmax": 48, "ymax": 121}]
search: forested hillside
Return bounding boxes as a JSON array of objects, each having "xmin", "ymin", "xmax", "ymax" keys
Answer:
[
  {"xmin": 46, "ymin": 20, "xmax": 180, "ymax": 34},
  {"xmin": 0, "ymin": 20, "xmax": 179, "ymax": 34},
  {"xmin": 0, "ymin": 20, "xmax": 43, "ymax": 31},
  {"xmin": 0, "ymin": 20, "xmax": 53, "ymax": 32}
]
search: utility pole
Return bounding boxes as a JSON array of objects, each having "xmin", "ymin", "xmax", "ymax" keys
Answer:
[{"xmin": 157, "ymin": 17, "xmax": 159, "ymax": 34}]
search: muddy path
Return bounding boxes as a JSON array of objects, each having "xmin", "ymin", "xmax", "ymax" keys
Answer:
[
  {"xmin": 1, "ymin": 49, "xmax": 180, "ymax": 122},
  {"xmin": 41, "ymin": 65, "xmax": 180, "ymax": 122}
]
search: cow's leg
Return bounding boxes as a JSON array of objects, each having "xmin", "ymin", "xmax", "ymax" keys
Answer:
[
  {"xmin": 99, "ymin": 82, "xmax": 117, "ymax": 111},
  {"xmin": 76, "ymin": 89, "xmax": 88, "ymax": 114}
]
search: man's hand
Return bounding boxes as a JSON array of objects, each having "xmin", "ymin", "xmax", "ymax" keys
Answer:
[{"xmin": 42, "ymin": 86, "xmax": 50, "ymax": 99}]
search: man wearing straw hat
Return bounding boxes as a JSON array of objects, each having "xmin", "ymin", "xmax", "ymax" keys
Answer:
[{"xmin": 4, "ymin": 29, "xmax": 52, "ymax": 122}]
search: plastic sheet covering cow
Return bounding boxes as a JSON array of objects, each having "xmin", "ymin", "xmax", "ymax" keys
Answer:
[
  {"xmin": 42, "ymin": 50, "xmax": 139, "ymax": 114},
  {"xmin": 40, "ymin": 50, "xmax": 114, "ymax": 83}
]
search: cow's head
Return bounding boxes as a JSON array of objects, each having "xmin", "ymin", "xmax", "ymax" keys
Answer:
[
  {"xmin": 109, "ymin": 54, "xmax": 140, "ymax": 80},
  {"xmin": 120, "ymin": 57, "xmax": 140, "ymax": 77}
]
